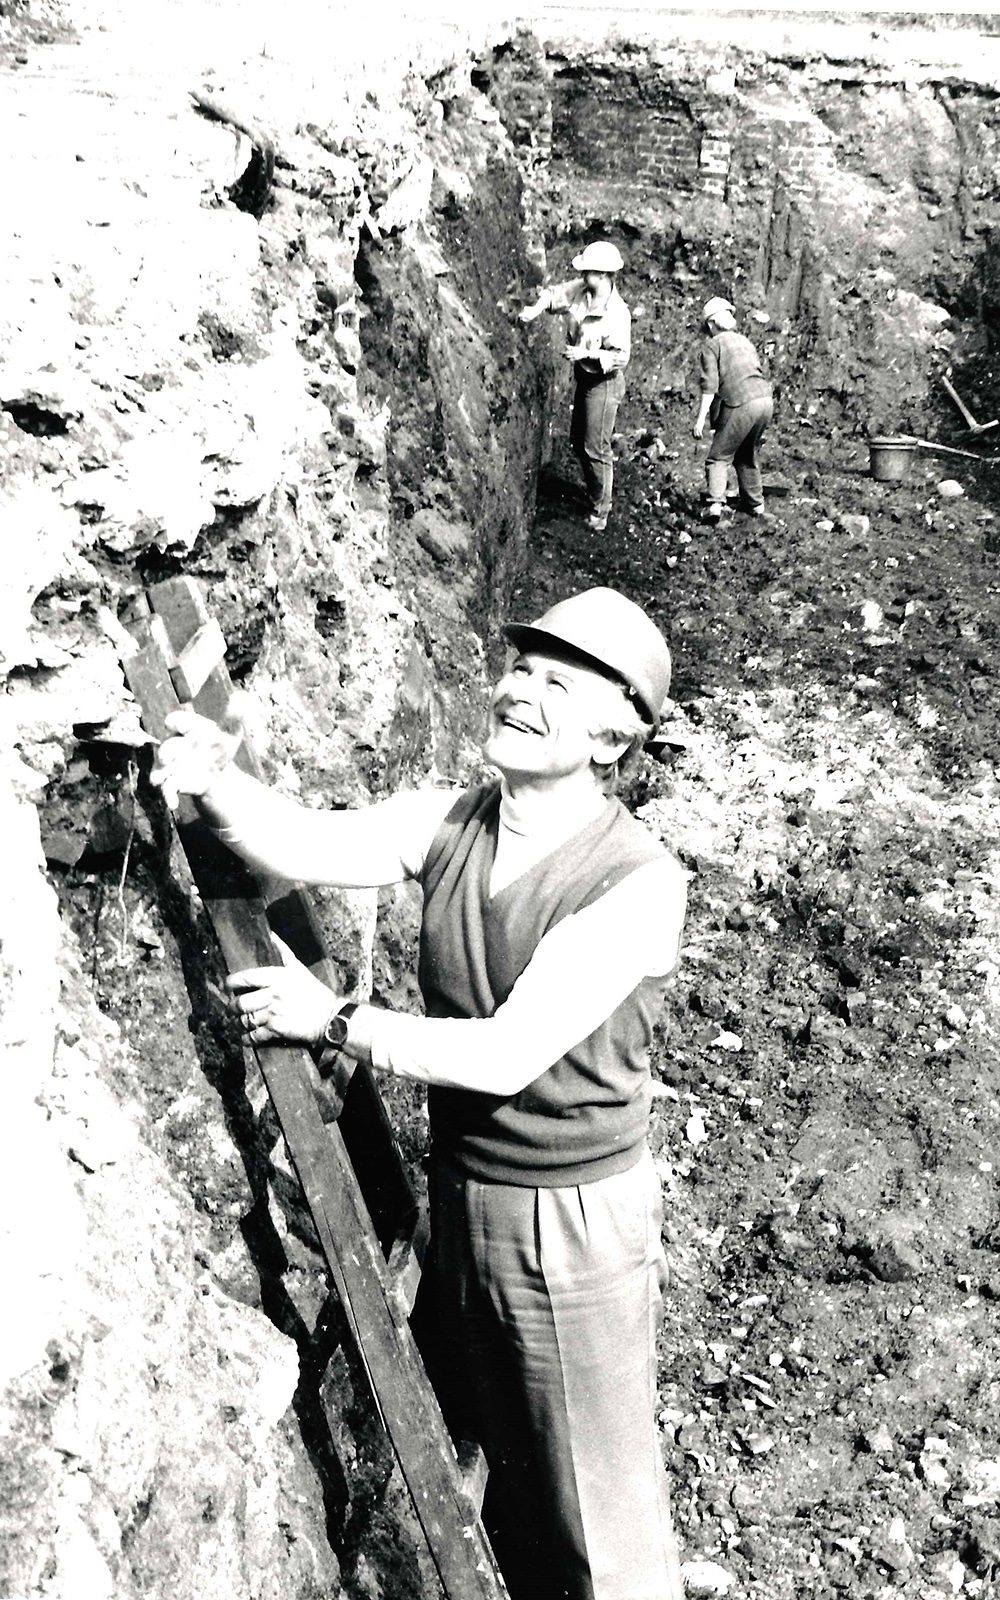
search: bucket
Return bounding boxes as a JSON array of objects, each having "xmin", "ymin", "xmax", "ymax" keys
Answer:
[{"xmin": 869, "ymin": 435, "xmax": 917, "ymax": 482}]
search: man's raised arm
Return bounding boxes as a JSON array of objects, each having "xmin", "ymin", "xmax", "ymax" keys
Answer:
[{"xmin": 150, "ymin": 706, "xmax": 456, "ymax": 887}]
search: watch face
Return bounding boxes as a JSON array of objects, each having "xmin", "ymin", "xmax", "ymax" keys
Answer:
[{"xmin": 323, "ymin": 1014, "xmax": 348, "ymax": 1048}]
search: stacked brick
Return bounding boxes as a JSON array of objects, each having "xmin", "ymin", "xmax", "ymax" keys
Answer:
[
  {"xmin": 486, "ymin": 47, "xmax": 863, "ymax": 218},
  {"xmin": 550, "ymin": 69, "xmax": 702, "ymax": 188}
]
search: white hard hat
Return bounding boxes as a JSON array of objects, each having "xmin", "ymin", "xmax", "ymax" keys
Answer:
[
  {"xmin": 505, "ymin": 588, "xmax": 671, "ymax": 729},
  {"xmin": 572, "ymin": 241, "xmax": 625, "ymax": 274},
  {"xmin": 702, "ymin": 296, "xmax": 737, "ymax": 328}
]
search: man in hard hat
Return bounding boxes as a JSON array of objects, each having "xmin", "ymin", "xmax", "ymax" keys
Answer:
[
  {"xmin": 519, "ymin": 241, "xmax": 631, "ymax": 534},
  {"xmin": 151, "ymin": 587, "xmax": 687, "ymax": 1600},
  {"xmin": 693, "ymin": 295, "xmax": 774, "ymax": 523}
]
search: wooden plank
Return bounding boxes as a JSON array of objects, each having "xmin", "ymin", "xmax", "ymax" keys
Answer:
[
  {"xmin": 144, "ymin": 576, "xmax": 417, "ymax": 1258},
  {"xmin": 123, "ymin": 619, "xmax": 508, "ymax": 1600}
]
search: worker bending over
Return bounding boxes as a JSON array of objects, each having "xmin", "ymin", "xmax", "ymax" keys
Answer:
[{"xmin": 693, "ymin": 295, "xmax": 774, "ymax": 523}]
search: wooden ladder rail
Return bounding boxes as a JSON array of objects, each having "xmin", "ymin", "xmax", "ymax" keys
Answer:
[
  {"xmin": 122, "ymin": 577, "xmax": 506, "ymax": 1600},
  {"xmin": 138, "ymin": 575, "xmax": 415, "ymax": 1258}
]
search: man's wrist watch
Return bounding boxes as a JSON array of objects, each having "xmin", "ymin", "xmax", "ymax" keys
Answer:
[{"xmin": 321, "ymin": 1001, "xmax": 358, "ymax": 1051}]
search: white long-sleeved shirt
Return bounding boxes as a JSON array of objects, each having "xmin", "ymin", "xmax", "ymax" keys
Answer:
[
  {"xmin": 545, "ymin": 278, "xmax": 632, "ymax": 376},
  {"xmin": 213, "ymin": 770, "xmax": 687, "ymax": 1095}
]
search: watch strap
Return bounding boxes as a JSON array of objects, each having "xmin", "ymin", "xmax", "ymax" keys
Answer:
[
  {"xmin": 321, "ymin": 999, "xmax": 358, "ymax": 1049},
  {"xmin": 316, "ymin": 1002, "xmax": 358, "ymax": 1080}
]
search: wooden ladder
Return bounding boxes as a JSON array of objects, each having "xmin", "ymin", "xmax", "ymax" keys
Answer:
[{"xmin": 122, "ymin": 575, "xmax": 505, "ymax": 1600}]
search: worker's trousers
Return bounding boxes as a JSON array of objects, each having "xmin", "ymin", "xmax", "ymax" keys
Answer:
[
  {"xmin": 706, "ymin": 393, "xmax": 773, "ymax": 509},
  {"xmin": 569, "ymin": 369, "xmax": 625, "ymax": 519},
  {"xmin": 413, "ymin": 1148, "xmax": 683, "ymax": 1600}
]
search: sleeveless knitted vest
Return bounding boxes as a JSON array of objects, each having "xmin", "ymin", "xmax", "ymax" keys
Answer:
[{"xmin": 418, "ymin": 782, "xmax": 667, "ymax": 1186}]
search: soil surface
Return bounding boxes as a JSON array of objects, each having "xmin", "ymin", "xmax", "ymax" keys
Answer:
[{"xmin": 514, "ymin": 311, "xmax": 1000, "ymax": 1598}]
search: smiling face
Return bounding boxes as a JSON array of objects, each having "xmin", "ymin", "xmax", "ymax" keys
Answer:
[{"xmin": 484, "ymin": 650, "xmax": 632, "ymax": 787}]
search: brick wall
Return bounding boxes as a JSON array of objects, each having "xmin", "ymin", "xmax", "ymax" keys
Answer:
[
  {"xmin": 552, "ymin": 73, "xmax": 702, "ymax": 188},
  {"xmin": 551, "ymin": 71, "xmax": 848, "ymax": 209},
  {"xmin": 488, "ymin": 50, "xmax": 869, "ymax": 215}
]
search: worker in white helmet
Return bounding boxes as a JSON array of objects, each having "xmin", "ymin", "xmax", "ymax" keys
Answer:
[
  {"xmin": 151, "ymin": 586, "xmax": 687, "ymax": 1600},
  {"xmin": 519, "ymin": 240, "xmax": 631, "ymax": 534},
  {"xmin": 693, "ymin": 295, "xmax": 774, "ymax": 523}
]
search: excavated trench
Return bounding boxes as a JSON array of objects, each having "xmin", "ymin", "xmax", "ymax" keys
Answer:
[{"xmin": 4, "ymin": 8, "xmax": 1000, "ymax": 1600}]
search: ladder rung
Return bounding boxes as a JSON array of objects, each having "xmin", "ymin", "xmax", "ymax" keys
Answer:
[
  {"xmin": 386, "ymin": 1206, "xmax": 430, "ymax": 1320},
  {"xmin": 457, "ymin": 1440, "xmax": 488, "ymax": 1520},
  {"xmin": 168, "ymin": 617, "xmax": 229, "ymax": 701},
  {"xmin": 142, "ymin": 610, "xmax": 228, "ymax": 704}
]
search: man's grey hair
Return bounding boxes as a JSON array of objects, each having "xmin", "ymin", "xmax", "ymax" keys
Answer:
[{"xmin": 589, "ymin": 686, "xmax": 654, "ymax": 792}]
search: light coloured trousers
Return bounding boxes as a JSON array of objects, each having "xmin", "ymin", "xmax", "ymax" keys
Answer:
[
  {"xmin": 415, "ymin": 1149, "xmax": 683, "ymax": 1600},
  {"xmin": 569, "ymin": 369, "xmax": 626, "ymax": 518},
  {"xmin": 706, "ymin": 393, "xmax": 773, "ymax": 509}
]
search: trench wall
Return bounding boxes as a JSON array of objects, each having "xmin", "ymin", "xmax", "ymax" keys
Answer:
[{"xmin": 0, "ymin": 9, "xmax": 548, "ymax": 1598}]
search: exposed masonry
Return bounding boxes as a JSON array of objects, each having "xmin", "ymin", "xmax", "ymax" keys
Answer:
[
  {"xmin": 494, "ymin": 50, "xmax": 999, "ymax": 222},
  {"xmin": 550, "ymin": 71, "xmax": 847, "ymax": 204}
]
